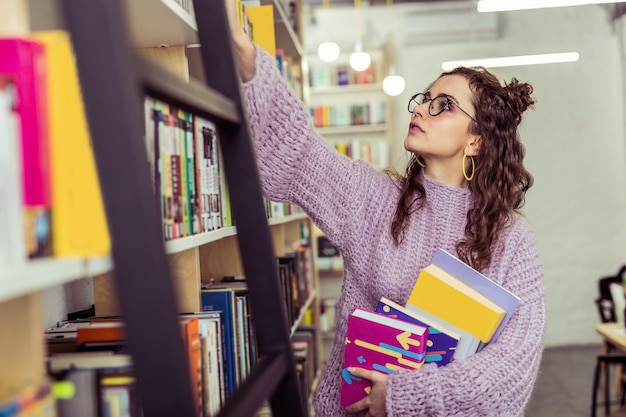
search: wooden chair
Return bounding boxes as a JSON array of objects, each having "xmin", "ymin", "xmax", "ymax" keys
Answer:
[
  {"xmin": 593, "ymin": 265, "xmax": 626, "ymax": 417},
  {"xmin": 595, "ymin": 267, "xmax": 626, "ymax": 324},
  {"xmin": 592, "ymin": 352, "xmax": 626, "ymax": 417}
]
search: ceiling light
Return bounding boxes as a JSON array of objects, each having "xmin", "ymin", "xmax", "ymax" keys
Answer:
[
  {"xmin": 477, "ymin": 0, "xmax": 626, "ymax": 13},
  {"xmin": 382, "ymin": 0, "xmax": 405, "ymax": 96},
  {"xmin": 441, "ymin": 52, "xmax": 580, "ymax": 70},
  {"xmin": 383, "ymin": 75, "xmax": 406, "ymax": 96},
  {"xmin": 350, "ymin": 41, "xmax": 371, "ymax": 71},
  {"xmin": 318, "ymin": 42, "xmax": 340, "ymax": 62}
]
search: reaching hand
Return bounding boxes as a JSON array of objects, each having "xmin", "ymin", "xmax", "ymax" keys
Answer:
[
  {"xmin": 224, "ymin": 0, "xmax": 256, "ymax": 82},
  {"xmin": 343, "ymin": 367, "xmax": 389, "ymax": 417}
]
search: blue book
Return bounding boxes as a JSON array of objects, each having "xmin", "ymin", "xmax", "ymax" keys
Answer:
[
  {"xmin": 200, "ymin": 288, "xmax": 239, "ymax": 396},
  {"xmin": 431, "ymin": 248, "xmax": 521, "ymax": 343},
  {"xmin": 376, "ymin": 297, "xmax": 459, "ymax": 366}
]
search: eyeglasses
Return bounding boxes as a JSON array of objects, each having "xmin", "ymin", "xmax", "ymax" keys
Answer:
[{"xmin": 407, "ymin": 93, "xmax": 476, "ymax": 123}]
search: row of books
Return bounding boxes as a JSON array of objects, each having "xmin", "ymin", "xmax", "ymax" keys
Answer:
[
  {"xmin": 309, "ymin": 64, "xmax": 377, "ymax": 88},
  {"xmin": 333, "ymin": 139, "xmax": 390, "ymax": 170},
  {"xmin": 46, "ymin": 314, "xmax": 224, "ymax": 417},
  {"xmin": 198, "ymin": 242, "xmax": 315, "ymax": 403},
  {"xmin": 144, "ymin": 97, "xmax": 231, "ymax": 240},
  {"xmin": 0, "ymin": 381, "xmax": 55, "ymax": 417},
  {"xmin": 276, "ymin": 48, "xmax": 303, "ymax": 101},
  {"xmin": 340, "ymin": 248, "xmax": 521, "ymax": 406},
  {"xmin": 45, "ymin": 245, "xmax": 317, "ymax": 417},
  {"xmin": 310, "ymin": 101, "xmax": 386, "ymax": 128}
]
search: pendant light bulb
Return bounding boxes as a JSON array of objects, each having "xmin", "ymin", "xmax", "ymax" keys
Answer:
[
  {"xmin": 349, "ymin": 42, "xmax": 371, "ymax": 71},
  {"xmin": 383, "ymin": 74, "xmax": 405, "ymax": 96},
  {"xmin": 318, "ymin": 42, "xmax": 340, "ymax": 63}
]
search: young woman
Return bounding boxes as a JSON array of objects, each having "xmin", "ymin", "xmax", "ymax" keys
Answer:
[{"xmin": 226, "ymin": 1, "xmax": 546, "ymax": 415}]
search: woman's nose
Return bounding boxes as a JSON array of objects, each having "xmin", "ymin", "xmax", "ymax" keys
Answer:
[{"xmin": 412, "ymin": 103, "xmax": 427, "ymax": 119}]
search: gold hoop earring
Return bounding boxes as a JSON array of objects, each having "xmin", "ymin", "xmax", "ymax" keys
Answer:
[
  {"xmin": 462, "ymin": 152, "xmax": 475, "ymax": 181},
  {"xmin": 415, "ymin": 155, "xmax": 425, "ymax": 168}
]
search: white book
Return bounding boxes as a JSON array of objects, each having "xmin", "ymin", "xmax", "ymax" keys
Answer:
[{"xmin": 0, "ymin": 78, "xmax": 26, "ymax": 266}]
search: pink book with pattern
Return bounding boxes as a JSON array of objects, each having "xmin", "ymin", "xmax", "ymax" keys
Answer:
[
  {"xmin": 340, "ymin": 308, "xmax": 428, "ymax": 407},
  {"xmin": 0, "ymin": 38, "xmax": 52, "ymax": 257},
  {"xmin": 0, "ymin": 38, "xmax": 50, "ymax": 206}
]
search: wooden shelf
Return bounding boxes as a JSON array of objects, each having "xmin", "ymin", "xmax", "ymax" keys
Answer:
[
  {"xmin": 0, "ymin": 258, "xmax": 85, "ymax": 303},
  {"xmin": 123, "ymin": 0, "xmax": 198, "ymax": 48},
  {"xmin": 316, "ymin": 124, "xmax": 388, "ymax": 135},
  {"xmin": 310, "ymin": 83, "xmax": 383, "ymax": 95}
]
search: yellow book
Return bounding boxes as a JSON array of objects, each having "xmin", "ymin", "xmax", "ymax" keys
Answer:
[
  {"xmin": 246, "ymin": 5, "xmax": 276, "ymax": 59},
  {"xmin": 407, "ymin": 263, "xmax": 506, "ymax": 343},
  {"xmin": 33, "ymin": 31, "xmax": 110, "ymax": 257}
]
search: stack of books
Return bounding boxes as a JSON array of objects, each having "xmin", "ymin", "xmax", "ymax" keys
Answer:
[{"xmin": 340, "ymin": 248, "xmax": 521, "ymax": 406}]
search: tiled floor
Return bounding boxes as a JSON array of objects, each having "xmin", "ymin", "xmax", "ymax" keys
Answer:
[{"xmin": 526, "ymin": 344, "xmax": 613, "ymax": 417}]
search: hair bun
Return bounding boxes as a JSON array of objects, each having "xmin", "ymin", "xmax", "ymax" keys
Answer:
[{"xmin": 504, "ymin": 78, "xmax": 535, "ymax": 123}]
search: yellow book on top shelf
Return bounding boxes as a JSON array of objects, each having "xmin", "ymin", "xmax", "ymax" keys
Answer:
[
  {"xmin": 407, "ymin": 263, "xmax": 506, "ymax": 343},
  {"xmin": 32, "ymin": 30, "xmax": 110, "ymax": 257},
  {"xmin": 246, "ymin": 5, "xmax": 276, "ymax": 59}
]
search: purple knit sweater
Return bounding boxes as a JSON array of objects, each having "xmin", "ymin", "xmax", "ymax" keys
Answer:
[{"xmin": 243, "ymin": 47, "xmax": 546, "ymax": 417}]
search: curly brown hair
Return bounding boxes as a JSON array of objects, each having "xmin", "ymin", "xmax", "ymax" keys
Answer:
[{"xmin": 388, "ymin": 66, "xmax": 535, "ymax": 272}]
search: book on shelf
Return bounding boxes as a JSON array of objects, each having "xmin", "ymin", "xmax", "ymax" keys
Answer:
[
  {"xmin": 182, "ymin": 311, "xmax": 226, "ymax": 417},
  {"xmin": 50, "ymin": 316, "xmax": 202, "ymax": 416},
  {"xmin": 194, "ymin": 116, "xmax": 223, "ymax": 233},
  {"xmin": 0, "ymin": 75, "xmax": 26, "ymax": 266},
  {"xmin": 0, "ymin": 380, "xmax": 55, "ymax": 417},
  {"xmin": 340, "ymin": 308, "xmax": 428, "ymax": 407},
  {"xmin": 200, "ymin": 285, "xmax": 242, "ymax": 397},
  {"xmin": 354, "ymin": 64, "xmax": 374, "ymax": 85},
  {"xmin": 49, "ymin": 355, "xmax": 141, "ymax": 417},
  {"xmin": 246, "ymin": 5, "xmax": 276, "ymax": 59},
  {"xmin": 430, "ymin": 248, "xmax": 521, "ymax": 343},
  {"xmin": 407, "ymin": 263, "xmax": 506, "ymax": 344},
  {"xmin": 375, "ymin": 297, "xmax": 459, "ymax": 367},
  {"xmin": 176, "ymin": 108, "xmax": 195, "ymax": 237},
  {"xmin": 33, "ymin": 30, "xmax": 111, "ymax": 257},
  {"xmin": 0, "ymin": 37, "xmax": 52, "ymax": 259}
]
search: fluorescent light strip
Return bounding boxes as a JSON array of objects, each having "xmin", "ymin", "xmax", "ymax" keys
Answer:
[
  {"xmin": 477, "ymin": 0, "xmax": 626, "ymax": 13},
  {"xmin": 442, "ymin": 52, "xmax": 580, "ymax": 70}
]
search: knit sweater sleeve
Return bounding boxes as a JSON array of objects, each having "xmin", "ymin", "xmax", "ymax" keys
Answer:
[
  {"xmin": 241, "ymin": 46, "xmax": 381, "ymax": 248},
  {"xmin": 385, "ymin": 219, "xmax": 546, "ymax": 417}
]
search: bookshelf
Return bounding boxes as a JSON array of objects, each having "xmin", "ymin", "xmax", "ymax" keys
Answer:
[
  {"xmin": 0, "ymin": 0, "xmax": 320, "ymax": 415},
  {"xmin": 307, "ymin": 48, "xmax": 392, "ymax": 171}
]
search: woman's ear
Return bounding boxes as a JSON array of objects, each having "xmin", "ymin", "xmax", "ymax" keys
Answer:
[{"xmin": 465, "ymin": 135, "xmax": 481, "ymax": 157}]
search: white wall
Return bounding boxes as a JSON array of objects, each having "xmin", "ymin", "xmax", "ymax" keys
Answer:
[{"xmin": 303, "ymin": 2, "xmax": 626, "ymax": 347}]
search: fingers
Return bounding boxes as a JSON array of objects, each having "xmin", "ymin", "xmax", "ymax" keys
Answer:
[{"xmin": 348, "ymin": 367, "xmax": 381, "ymax": 383}]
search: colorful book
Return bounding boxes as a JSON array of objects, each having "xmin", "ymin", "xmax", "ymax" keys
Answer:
[
  {"xmin": 407, "ymin": 263, "xmax": 506, "ymax": 343},
  {"xmin": 431, "ymin": 247, "xmax": 521, "ymax": 342},
  {"xmin": 340, "ymin": 308, "xmax": 428, "ymax": 407},
  {"xmin": 403, "ymin": 303, "xmax": 481, "ymax": 361},
  {"xmin": 0, "ymin": 37, "xmax": 52, "ymax": 258},
  {"xmin": 32, "ymin": 30, "xmax": 110, "ymax": 257},
  {"xmin": 376, "ymin": 297, "xmax": 459, "ymax": 367}
]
